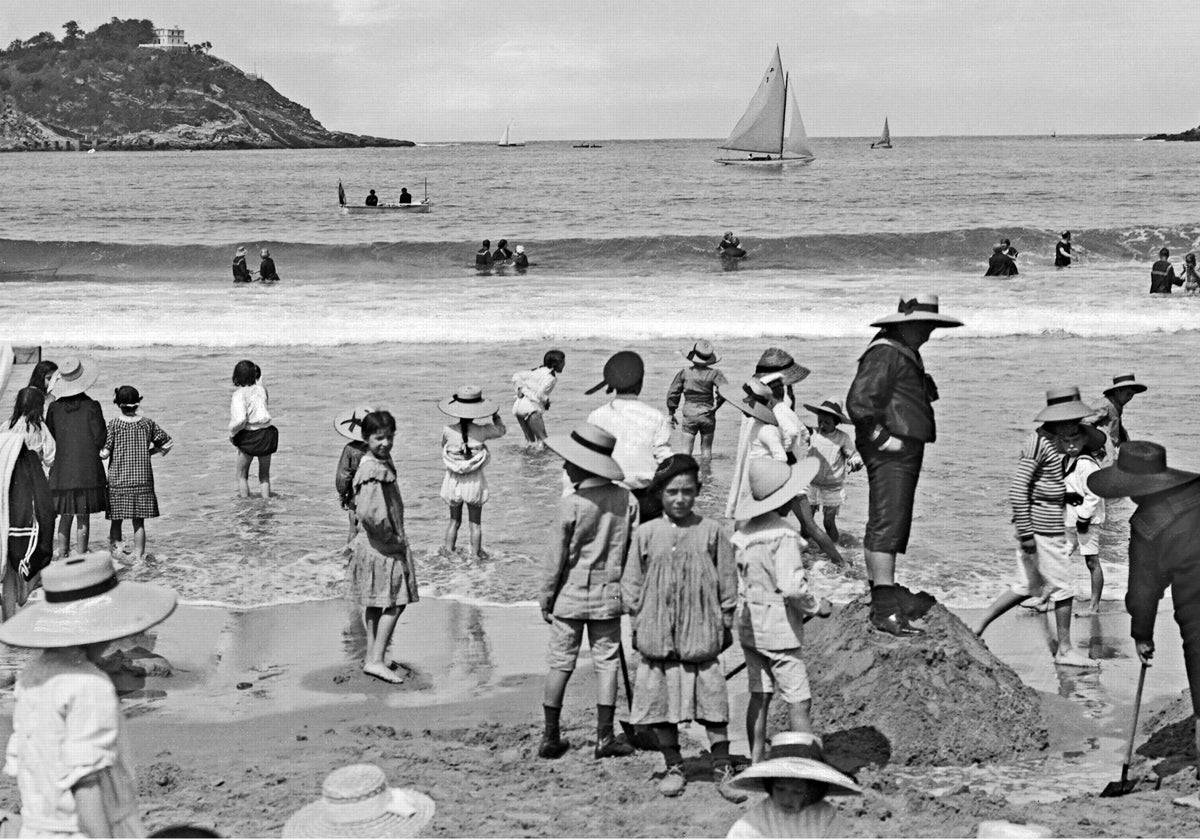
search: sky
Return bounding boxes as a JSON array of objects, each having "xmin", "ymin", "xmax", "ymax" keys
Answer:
[{"xmin": 3, "ymin": 1, "xmax": 1198, "ymax": 142}]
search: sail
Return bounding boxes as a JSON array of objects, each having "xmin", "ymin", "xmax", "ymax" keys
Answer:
[
  {"xmin": 783, "ymin": 85, "xmax": 815, "ymax": 159},
  {"xmin": 498, "ymin": 123, "xmax": 511, "ymax": 145},
  {"xmin": 720, "ymin": 45, "xmax": 786, "ymax": 155},
  {"xmin": 337, "ymin": 180, "xmax": 346, "ymax": 206},
  {"xmin": 879, "ymin": 118, "xmax": 891, "ymax": 145}
]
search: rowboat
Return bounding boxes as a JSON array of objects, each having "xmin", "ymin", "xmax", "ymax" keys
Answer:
[{"xmin": 338, "ymin": 180, "xmax": 432, "ymax": 214}]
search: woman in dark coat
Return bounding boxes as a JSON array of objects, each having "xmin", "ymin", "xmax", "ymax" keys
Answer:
[{"xmin": 44, "ymin": 357, "xmax": 107, "ymax": 555}]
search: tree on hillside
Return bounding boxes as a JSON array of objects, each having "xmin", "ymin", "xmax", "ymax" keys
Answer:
[
  {"xmin": 62, "ymin": 21, "xmax": 84, "ymax": 47},
  {"xmin": 89, "ymin": 18, "xmax": 155, "ymax": 49}
]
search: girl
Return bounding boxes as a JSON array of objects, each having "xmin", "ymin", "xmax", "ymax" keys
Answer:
[
  {"xmin": 439, "ymin": 387, "xmax": 506, "ymax": 560},
  {"xmin": 334, "ymin": 406, "xmax": 375, "ymax": 543},
  {"xmin": 511, "ymin": 350, "xmax": 565, "ymax": 446},
  {"xmin": 27, "ymin": 359, "xmax": 60, "ymax": 397},
  {"xmin": 622, "ymin": 454, "xmax": 743, "ymax": 802},
  {"xmin": 7, "ymin": 386, "xmax": 55, "ymax": 473},
  {"xmin": 101, "ymin": 386, "xmax": 173, "ymax": 563},
  {"xmin": 1184, "ymin": 253, "xmax": 1200, "ymax": 294},
  {"xmin": 229, "ymin": 359, "xmax": 277, "ymax": 499},
  {"xmin": 45, "ymin": 356, "xmax": 107, "ymax": 556},
  {"xmin": 347, "ymin": 410, "xmax": 418, "ymax": 684},
  {"xmin": 666, "ymin": 340, "xmax": 727, "ymax": 459}
]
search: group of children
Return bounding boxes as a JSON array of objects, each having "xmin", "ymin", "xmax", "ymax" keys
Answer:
[{"xmin": 474, "ymin": 238, "xmax": 530, "ymax": 270}]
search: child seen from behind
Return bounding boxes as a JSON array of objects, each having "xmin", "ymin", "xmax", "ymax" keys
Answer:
[
  {"xmin": 334, "ymin": 406, "xmax": 375, "ymax": 543},
  {"xmin": 439, "ymin": 387, "xmax": 506, "ymax": 560},
  {"xmin": 511, "ymin": 350, "xmax": 565, "ymax": 447},
  {"xmin": 229, "ymin": 359, "xmax": 277, "ymax": 499},
  {"xmin": 101, "ymin": 386, "xmax": 172, "ymax": 563}
]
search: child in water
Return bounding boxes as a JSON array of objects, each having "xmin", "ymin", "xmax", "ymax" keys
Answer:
[
  {"xmin": 512, "ymin": 350, "xmax": 565, "ymax": 447},
  {"xmin": 1184, "ymin": 253, "xmax": 1200, "ymax": 294},
  {"xmin": 666, "ymin": 340, "xmax": 727, "ymax": 459},
  {"xmin": 801, "ymin": 398, "xmax": 863, "ymax": 545},
  {"xmin": 438, "ymin": 387, "xmax": 506, "ymax": 560},
  {"xmin": 1063, "ymin": 422, "xmax": 1108, "ymax": 617},
  {"xmin": 101, "ymin": 386, "xmax": 172, "ymax": 563},
  {"xmin": 334, "ymin": 406, "xmax": 375, "ymax": 542},
  {"xmin": 229, "ymin": 359, "xmax": 277, "ymax": 499},
  {"xmin": 7, "ymin": 386, "xmax": 55, "ymax": 473}
]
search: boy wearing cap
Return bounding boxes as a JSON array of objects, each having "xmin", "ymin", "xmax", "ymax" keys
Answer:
[
  {"xmin": 538, "ymin": 422, "xmax": 639, "ymax": 760},
  {"xmin": 803, "ymin": 398, "xmax": 863, "ymax": 546}
]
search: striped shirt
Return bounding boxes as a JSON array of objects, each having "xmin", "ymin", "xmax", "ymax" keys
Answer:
[{"xmin": 1010, "ymin": 430, "xmax": 1066, "ymax": 537}]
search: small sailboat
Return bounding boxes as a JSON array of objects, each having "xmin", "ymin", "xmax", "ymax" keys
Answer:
[
  {"xmin": 497, "ymin": 123, "xmax": 525, "ymax": 147},
  {"xmin": 716, "ymin": 45, "xmax": 814, "ymax": 167},
  {"xmin": 870, "ymin": 117, "xmax": 892, "ymax": 149}
]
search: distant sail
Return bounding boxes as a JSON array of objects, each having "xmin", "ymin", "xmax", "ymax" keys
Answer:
[
  {"xmin": 338, "ymin": 180, "xmax": 346, "ymax": 206},
  {"xmin": 871, "ymin": 117, "xmax": 892, "ymax": 149},
  {"xmin": 498, "ymin": 122, "xmax": 525, "ymax": 147},
  {"xmin": 783, "ymin": 86, "xmax": 815, "ymax": 160},
  {"xmin": 720, "ymin": 45, "xmax": 786, "ymax": 155}
]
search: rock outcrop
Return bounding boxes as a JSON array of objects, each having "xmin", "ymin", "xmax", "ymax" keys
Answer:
[{"xmin": 1144, "ymin": 126, "xmax": 1200, "ymax": 141}]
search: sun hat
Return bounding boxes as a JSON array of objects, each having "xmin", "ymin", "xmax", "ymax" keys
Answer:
[
  {"xmin": 729, "ymin": 731, "xmax": 862, "ymax": 796},
  {"xmin": 1103, "ymin": 373, "xmax": 1147, "ymax": 396},
  {"xmin": 0, "ymin": 552, "xmax": 176, "ymax": 649},
  {"xmin": 734, "ymin": 457, "xmax": 819, "ymax": 520},
  {"xmin": 682, "ymin": 340, "xmax": 720, "ymax": 367},
  {"xmin": 585, "ymin": 350, "xmax": 644, "ymax": 395},
  {"xmin": 544, "ymin": 422, "xmax": 624, "ymax": 482},
  {"xmin": 260, "ymin": 248, "xmax": 270, "ymax": 257},
  {"xmin": 802, "ymin": 397, "xmax": 850, "ymax": 426},
  {"xmin": 515, "ymin": 245, "xmax": 525, "ymax": 254},
  {"xmin": 1088, "ymin": 441, "xmax": 1200, "ymax": 499},
  {"xmin": 438, "ymin": 386, "xmax": 497, "ymax": 420},
  {"xmin": 1034, "ymin": 386, "xmax": 1093, "ymax": 423},
  {"xmin": 52, "ymin": 356, "xmax": 100, "ymax": 398},
  {"xmin": 754, "ymin": 347, "xmax": 810, "ymax": 386},
  {"xmin": 282, "ymin": 764, "xmax": 435, "ymax": 839},
  {"xmin": 648, "ymin": 452, "xmax": 701, "ymax": 493},
  {"xmin": 870, "ymin": 294, "xmax": 964, "ymax": 328},
  {"xmin": 333, "ymin": 405, "xmax": 378, "ymax": 441},
  {"xmin": 235, "ymin": 246, "xmax": 246, "ymax": 257},
  {"xmin": 113, "ymin": 385, "xmax": 141, "ymax": 406},
  {"xmin": 729, "ymin": 378, "xmax": 778, "ymax": 426}
]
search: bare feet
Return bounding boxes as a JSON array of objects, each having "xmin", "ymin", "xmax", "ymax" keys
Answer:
[
  {"xmin": 1075, "ymin": 606, "xmax": 1100, "ymax": 617},
  {"xmin": 363, "ymin": 662, "xmax": 404, "ymax": 684}
]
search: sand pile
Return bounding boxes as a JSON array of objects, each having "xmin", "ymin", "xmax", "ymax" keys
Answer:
[{"xmin": 1137, "ymin": 689, "xmax": 1196, "ymax": 779}]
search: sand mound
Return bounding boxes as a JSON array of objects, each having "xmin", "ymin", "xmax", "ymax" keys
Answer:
[
  {"xmin": 1138, "ymin": 689, "xmax": 1196, "ymax": 779},
  {"xmin": 790, "ymin": 595, "xmax": 1049, "ymax": 768}
]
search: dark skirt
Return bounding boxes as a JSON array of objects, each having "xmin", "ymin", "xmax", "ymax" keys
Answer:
[
  {"xmin": 232, "ymin": 425, "xmax": 279, "ymax": 457},
  {"xmin": 53, "ymin": 487, "xmax": 108, "ymax": 515}
]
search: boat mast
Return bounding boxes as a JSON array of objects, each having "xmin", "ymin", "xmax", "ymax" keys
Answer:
[{"xmin": 780, "ymin": 73, "xmax": 789, "ymax": 157}]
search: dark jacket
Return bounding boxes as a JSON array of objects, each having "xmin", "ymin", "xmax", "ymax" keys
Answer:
[
  {"xmin": 45, "ymin": 394, "xmax": 107, "ymax": 492},
  {"xmin": 1150, "ymin": 259, "xmax": 1181, "ymax": 294},
  {"xmin": 846, "ymin": 331, "xmax": 938, "ymax": 445},
  {"xmin": 8, "ymin": 446, "xmax": 54, "ymax": 580},
  {"xmin": 260, "ymin": 256, "xmax": 279, "ymax": 282},
  {"xmin": 232, "ymin": 255, "xmax": 252, "ymax": 283},
  {"xmin": 1125, "ymin": 479, "xmax": 1200, "ymax": 642},
  {"xmin": 985, "ymin": 252, "xmax": 1018, "ymax": 276}
]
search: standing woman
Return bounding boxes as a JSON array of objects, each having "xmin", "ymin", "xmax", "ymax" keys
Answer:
[
  {"xmin": 1055, "ymin": 231, "xmax": 1072, "ymax": 268},
  {"xmin": 44, "ymin": 357, "xmax": 107, "ymax": 556}
]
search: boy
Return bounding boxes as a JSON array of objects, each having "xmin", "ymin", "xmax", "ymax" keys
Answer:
[
  {"xmin": 539, "ymin": 422, "xmax": 638, "ymax": 760},
  {"xmin": 1088, "ymin": 373, "xmax": 1146, "ymax": 465},
  {"xmin": 666, "ymin": 339, "xmax": 727, "ymax": 460},
  {"xmin": 973, "ymin": 386, "xmax": 1098, "ymax": 667},
  {"xmin": 1064, "ymin": 424, "xmax": 1108, "ymax": 616},
  {"xmin": 801, "ymin": 398, "xmax": 863, "ymax": 545}
]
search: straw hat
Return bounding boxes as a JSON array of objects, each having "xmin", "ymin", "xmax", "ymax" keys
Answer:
[
  {"xmin": 438, "ymin": 386, "xmax": 497, "ymax": 420},
  {"xmin": 729, "ymin": 378, "xmax": 778, "ymax": 426},
  {"xmin": 0, "ymin": 552, "xmax": 176, "ymax": 649},
  {"xmin": 235, "ymin": 246, "xmax": 246, "ymax": 257},
  {"xmin": 729, "ymin": 732, "xmax": 862, "ymax": 796},
  {"xmin": 734, "ymin": 457, "xmax": 818, "ymax": 520},
  {"xmin": 802, "ymin": 397, "xmax": 850, "ymax": 426},
  {"xmin": 515, "ymin": 245, "xmax": 525, "ymax": 254},
  {"xmin": 333, "ymin": 405, "xmax": 377, "ymax": 441},
  {"xmin": 52, "ymin": 356, "xmax": 100, "ymax": 398},
  {"xmin": 585, "ymin": 350, "xmax": 644, "ymax": 395},
  {"xmin": 260, "ymin": 248, "xmax": 270, "ymax": 258},
  {"xmin": 754, "ymin": 348, "xmax": 810, "ymax": 386},
  {"xmin": 1034, "ymin": 386, "xmax": 1093, "ymax": 423},
  {"xmin": 870, "ymin": 294, "xmax": 963, "ymax": 328},
  {"xmin": 282, "ymin": 764, "xmax": 435, "ymax": 838},
  {"xmin": 544, "ymin": 422, "xmax": 624, "ymax": 482},
  {"xmin": 682, "ymin": 340, "xmax": 720, "ymax": 367},
  {"xmin": 1088, "ymin": 441, "xmax": 1200, "ymax": 499},
  {"xmin": 1103, "ymin": 373, "xmax": 1147, "ymax": 397}
]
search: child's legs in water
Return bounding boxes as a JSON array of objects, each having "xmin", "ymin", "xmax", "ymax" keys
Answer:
[
  {"xmin": 362, "ymin": 605, "xmax": 405, "ymax": 683},
  {"xmin": 1084, "ymin": 555, "xmax": 1104, "ymax": 612},
  {"xmin": 256, "ymin": 455, "xmax": 272, "ymax": 498},
  {"xmin": 699, "ymin": 431, "xmax": 715, "ymax": 459},
  {"xmin": 234, "ymin": 451, "xmax": 253, "ymax": 497},
  {"xmin": 444, "ymin": 502, "xmax": 463, "ymax": 552},
  {"xmin": 822, "ymin": 504, "xmax": 840, "ymax": 544},
  {"xmin": 466, "ymin": 503, "xmax": 484, "ymax": 558},
  {"xmin": 130, "ymin": 517, "xmax": 146, "ymax": 559},
  {"xmin": 57, "ymin": 513, "xmax": 91, "ymax": 555},
  {"xmin": 108, "ymin": 519, "xmax": 123, "ymax": 549}
]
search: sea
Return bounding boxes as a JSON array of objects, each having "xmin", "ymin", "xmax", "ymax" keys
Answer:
[{"xmin": 2, "ymin": 134, "xmax": 1199, "ymax": 611}]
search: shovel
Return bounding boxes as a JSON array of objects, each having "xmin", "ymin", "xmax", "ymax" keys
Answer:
[
  {"xmin": 616, "ymin": 642, "xmax": 660, "ymax": 751},
  {"xmin": 1101, "ymin": 662, "xmax": 1149, "ymax": 797}
]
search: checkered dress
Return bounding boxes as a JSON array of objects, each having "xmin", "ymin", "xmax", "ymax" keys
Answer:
[{"xmin": 105, "ymin": 415, "xmax": 171, "ymax": 520}]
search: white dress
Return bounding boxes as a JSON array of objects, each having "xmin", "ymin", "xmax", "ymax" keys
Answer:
[{"xmin": 440, "ymin": 419, "xmax": 506, "ymax": 506}]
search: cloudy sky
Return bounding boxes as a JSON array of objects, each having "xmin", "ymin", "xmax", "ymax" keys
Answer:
[{"xmin": 3, "ymin": 1, "xmax": 1197, "ymax": 141}]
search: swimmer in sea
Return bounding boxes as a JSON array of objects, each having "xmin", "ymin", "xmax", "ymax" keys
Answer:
[{"xmin": 718, "ymin": 232, "xmax": 745, "ymax": 258}]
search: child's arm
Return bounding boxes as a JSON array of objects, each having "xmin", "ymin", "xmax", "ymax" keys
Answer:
[
  {"xmin": 665, "ymin": 369, "xmax": 685, "ymax": 421},
  {"xmin": 99, "ymin": 421, "xmax": 115, "ymax": 462},
  {"xmin": 842, "ymin": 430, "xmax": 864, "ymax": 471},
  {"xmin": 1009, "ymin": 437, "xmax": 1040, "ymax": 551},
  {"xmin": 620, "ymin": 525, "xmax": 646, "ymax": 617},
  {"xmin": 335, "ymin": 447, "xmax": 354, "ymax": 500},
  {"xmin": 651, "ymin": 413, "xmax": 672, "ymax": 462},
  {"xmin": 760, "ymin": 425, "xmax": 789, "ymax": 462},
  {"xmin": 773, "ymin": 532, "xmax": 824, "ymax": 616},
  {"xmin": 73, "ymin": 771, "xmax": 116, "ymax": 837},
  {"xmin": 1073, "ymin": 461, "xmax": 1102, "ymax": 530},
  {"xmin": 229, "ymin": 391, "xmax": 247, "ymax": 437},
  {"xmin": 486, "ymin": 412, "xmax": 506, "ymax": 438},
  {"xmin": 149, "ymin": 421, "xmax": 173, "ymax": 456},
  {"xmin": 88, "ymin": 401, "xmax": 106, "ymax": 452},
  {"xmin": 540, "ymin": 499, "xmax": 575, "ymax": 623},
  {"xmin": 715, "ymin": 527, "xmax": 737, "ymax": 625},
  {"xmin": 355, "ymin": 478, "xmax": 403, "ymax": 552}
]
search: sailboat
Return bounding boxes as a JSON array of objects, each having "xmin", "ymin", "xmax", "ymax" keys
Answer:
[
  {"xmin": 870, "ymin": 117, "xmax": 892, "ymax": 149},
  {"xmin": 497, "ymin": 123, "xmax": 525, "ymax": 147},
  {"xmin": 716, "ymin": 45, "xmax": 814, "ymax": 167}
]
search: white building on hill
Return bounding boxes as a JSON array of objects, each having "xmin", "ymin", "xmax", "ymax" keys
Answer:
[{"xmin": 139, "ymin": 27, "xmax": 187, "ymax": 49}]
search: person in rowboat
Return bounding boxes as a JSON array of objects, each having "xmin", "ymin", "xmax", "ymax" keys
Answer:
[
  {"xmin": 398, "ymin": 188, "xmax": 412, "ymax": 205},
  {"xmin": 365, "ymin": 189, "xmax": 379, "ymax": 207}
]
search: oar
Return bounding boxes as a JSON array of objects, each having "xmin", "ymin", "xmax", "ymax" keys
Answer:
[{"xmin": 1100, "ymin": 662, "xmax": 1148, "ymax": 797}]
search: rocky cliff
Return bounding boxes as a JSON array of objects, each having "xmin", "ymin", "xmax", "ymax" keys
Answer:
[{"xmin": 1144, "ymin": 126, "xmax": 1200, "ymax": 141}]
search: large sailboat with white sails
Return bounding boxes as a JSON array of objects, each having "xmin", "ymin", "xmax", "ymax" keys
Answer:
[{"xmin": 716, "ymin": 45, "xmax": 815, "ymax": 167}]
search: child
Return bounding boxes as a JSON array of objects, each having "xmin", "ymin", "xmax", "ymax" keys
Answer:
[
  {"xmin": 1063, "ymin": 423, "xmax": 1108, "ymax": 616},
  {"xmin": 801, "ymin": 398, "xmax": 863, "ymax": 545},
  {"xmin": 334, "ymin": 405, "xmax": 375, "ymax": 543},
  {"xmin": 229, "ymin": 359, "xmax": 278, "ymax": 499},
  {"xmin": 7, "ymin": 386, "xmax": 55, "ymax": 472},
  {"xmin": 726, "ymin": 731, "xmax": 861, "ymax": 839},
  {"xmin": 438, "ymin": 386, "xmax": 506, "ymax": 560},
  {"xmin": 0, "ymin": 551, "xmax": 177, "ymax": 837},
  {"xmin": 101, "ymin": 386, "xmax": 172, "ymax": 563},
  {"xmin": 732, "ymin": 458, "xmax": 830, "ymax": 764},
  {"xmin": 666, "ymin": 340, "xmax": 728, "ymax": 459},
  {"xmin": 1184, "ymin": 253, "xmax": 1200, "ymax": 294},
  {"xmin": 512, "ymin": 350, "xmax": 565, "ymax": 446},
  {"xmin": 45, "ymin": 356, "xmax": 107, "ymax": 557},
  {"xmin": 622, "ymin": 454, "xmax": 743, "ymax": 801},
  {"xmin": 346, "ymin": 410, "xmax": 419, "ymax": 685},
  {"xmin": 973, "ymin": 386, "xmax": 1098, "ymax": 667},
  {"xmin": 538, "ymin": 422, "xmax": 638, "ymax": 761}
]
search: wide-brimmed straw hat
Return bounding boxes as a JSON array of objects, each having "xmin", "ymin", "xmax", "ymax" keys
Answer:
[
  {"xmin": 754, "ymin": 347, "xmax": 810, "ymax": 386},
  {"xmin": 682, "ymin": 340, "xmax": 720, "ymax": 366},
  {"xmin": 729, "ymin": 731, "xmax": 862, "ymax": 796},
  {"xmin": 802, "ymin": 397, "xmax": 850, "ymax": 426},
  {"xmin": 870, "ymin": 294, "xmax": 963, "ymax": 328},
  {"xmin": 585, "ymin": 351, "xmax": 644, "ymax": 395},
  {"xmin": 545, "ymin": 422, "xmax": 624, "ymax": 482},
  {"xmin": 52, "ymin": 356, "xmax": 100, "ymax": 398},
  {"xmin": 729, "ymin": 378, "xmax": 778, "ymax": 426},
  {"xmin": 734, "ymin": 457, "xmax": 818, "ymax": 520},
  {"xmin": 1103, "ymin": 373, "xmax": 1147, "ymax": 396},
  {"xmin": 333, "ymin": 405, "xmax": 377, "ymax": 441},
  {"xmin": 235, "ymin": 246, "xmax": 246, "ymax": 257},
  {"xmin": 1088, "ymin": 441, "xmax": 1200, "ymax": 499},
  {"xmin": 282, "ymin": 764, "xmax": 435, "ymax": 838},
  {"xmin": 0, "ymin": 552, "xmax": 176, "ymax": 649},
  {"xmin": 438, "ymin": 386, "xmax": 497, "ymax": 420},
  {"xmin": 1034, "ymin": 386, "xmax": 1093, "ymax": 423}
]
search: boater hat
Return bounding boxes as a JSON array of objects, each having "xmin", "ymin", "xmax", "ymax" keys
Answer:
[
  {"xmin": 545, "ymin": 422, "xmax": 625, "ymax": 482},
  {"xmin": 802, "ymin": 397, "xmax": 850, "ymax": 426},
  {"xmin": 754, "ymin": 347, "xmax": 810, "ymax": 386},
  {"xmin": 282, "ymin": 764, "xmax": 435, "ymax": 838},
  {"xmin": 1103, "ymin": 373, "xmax": 1148, "ymax": 396},
  {"xmin": 235, "ymin": 246, "xmax": 246, "ymax": 257},
  {"xmin": 870, "ymin": 294, "xmax": 963, "ymax": 328},
  {"xmin": 1034, "ymin": 386, "xmax": 1093, "ymax": 423},
  {"xmin": 730, "ymin": 731, "xmax": 862, "ymax": 796},
  {"xmin": 734, "ymin": 457, "xmax": 819, "ymax": 520},
  {"xmin": 438, "ymin": 386, "xmax": 497, "ymax": 420},
  {"xmin": 682, "ymin": 340, "xmax": 720, "ymax": 366},
  {"xmin": 1088, "ymin": 441, "xmax": 1200, "ymax": 499},
  {"xmin": 729, "ymin": 378, "xmax": 778, "ymax": 426},
  {"xmin": 585, "ymin": 351, "xmax": 644, "ymax": 395},
  {"xmin": 52, "ymin": 356, "xmax": 100, "ymax": 398},
  {"xmin": 0, "ymin": 552, "xmax": 177, "ymax": 649},
  {"xmin": 333, "ymin": 405, "xmax": 378, "ymax": 441}
]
